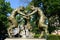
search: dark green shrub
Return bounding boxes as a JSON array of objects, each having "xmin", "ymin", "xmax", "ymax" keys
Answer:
[{"xmin": 47, "ymin": 35, "xmax": 60, "ymax": 40}]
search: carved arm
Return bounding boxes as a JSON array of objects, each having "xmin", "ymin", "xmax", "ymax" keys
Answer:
[
  {"xmin": 17, "ymin": 10, "xmax": 25, "ymax": 16},
  {"xmin": 27, "ymin": 9, "xmax": 37, "ymax": 16}
]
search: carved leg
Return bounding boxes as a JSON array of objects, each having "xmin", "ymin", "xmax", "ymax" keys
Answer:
[
  {"xmin": 39, "ymin": 24, "xmax": 48, "ymax": 38},
  {"xmin": 42, "ymin": 24, "xmax": 48, "ymax": 38},
  {"xmin": 44, "ymin": 26, "xmax": 48, "ymax": 39},
  {"xmin": 7, "ymin": 27, "xmax": 12, "ymax": 38},
  {"xmin": 7, "ymin": 25, "xmax": 15, "ymax": 38},
  {"xmin": 41, "ymin": 24, "xmax": 48, "ymax": 33},
  {"xmin": 39, "ymin": 31, "xmax": 44, "ymax": 38}
]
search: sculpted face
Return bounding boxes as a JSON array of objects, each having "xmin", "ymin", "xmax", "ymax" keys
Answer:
[
  {"xmin": 30, "ymin": 6, "xmax": 36, "ymax": 10},
  {"xmin": 19, "ymin": 6, "xmax": 25, "ymax": 11}
]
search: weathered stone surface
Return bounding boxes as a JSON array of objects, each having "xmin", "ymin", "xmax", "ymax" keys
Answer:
[{"xmin": 5, "ymin": 38, "xmax": 46, "ymax": 40}]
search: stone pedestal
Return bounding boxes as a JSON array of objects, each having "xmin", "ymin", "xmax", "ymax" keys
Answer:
[{"xmin": 5, "ymin": 38, "xmax": 46, "ymax": 40}]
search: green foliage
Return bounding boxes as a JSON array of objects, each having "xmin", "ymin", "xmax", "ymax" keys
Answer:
[
  {"xmin": 30, "ymin": 0, "xmax": 60, "ymax": 16},
  {"xmin": 28, "ymin": 0, "xmax": 60, "ymax": 34},
  {"xmin": 0, "ymin": 0, "xmax": 12, "ymax": 29},
  {"xmin": 34, "ymin": 34, "xmax": 40, "ymax": 38},
  {"xmin": 47, "ymin": 35, "xmax": 60, "ymax": 40}
]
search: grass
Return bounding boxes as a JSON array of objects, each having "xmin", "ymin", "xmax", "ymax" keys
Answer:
[
  {"xmin": 47, "ymin": 34, "xmax": 60, "ymax": 40},
  {"xmin": 34, "ymin": 34, "xmax": 60, "ymax": 40}
]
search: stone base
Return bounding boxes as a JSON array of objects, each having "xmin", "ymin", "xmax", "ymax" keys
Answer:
[{"xmin": 5, "ymin": 38, "xmax": 46, "ymax": 40}]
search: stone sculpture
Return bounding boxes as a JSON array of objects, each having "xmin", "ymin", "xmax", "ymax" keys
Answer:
[{"xmin": 7, "ymin": 6, "xmax": 48, "ymax": 38}]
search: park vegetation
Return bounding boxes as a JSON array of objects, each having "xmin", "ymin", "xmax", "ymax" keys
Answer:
[{"xmin": 0, "ymin": 0, "xmax": 60, "ymax": 40}]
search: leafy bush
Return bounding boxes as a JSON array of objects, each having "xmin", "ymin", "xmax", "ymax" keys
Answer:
[
  {"xmin": 47, "ymin": 35, "xmax": 60, "ymax": 40},
  {"xmin": 34, "ymin": 34, "xmax": 40, "ymax": 38}
]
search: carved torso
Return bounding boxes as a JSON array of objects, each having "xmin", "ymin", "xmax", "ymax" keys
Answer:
[{"xmin": 37, "ymin": 8, "xmax": 47, "ymax": 27}]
